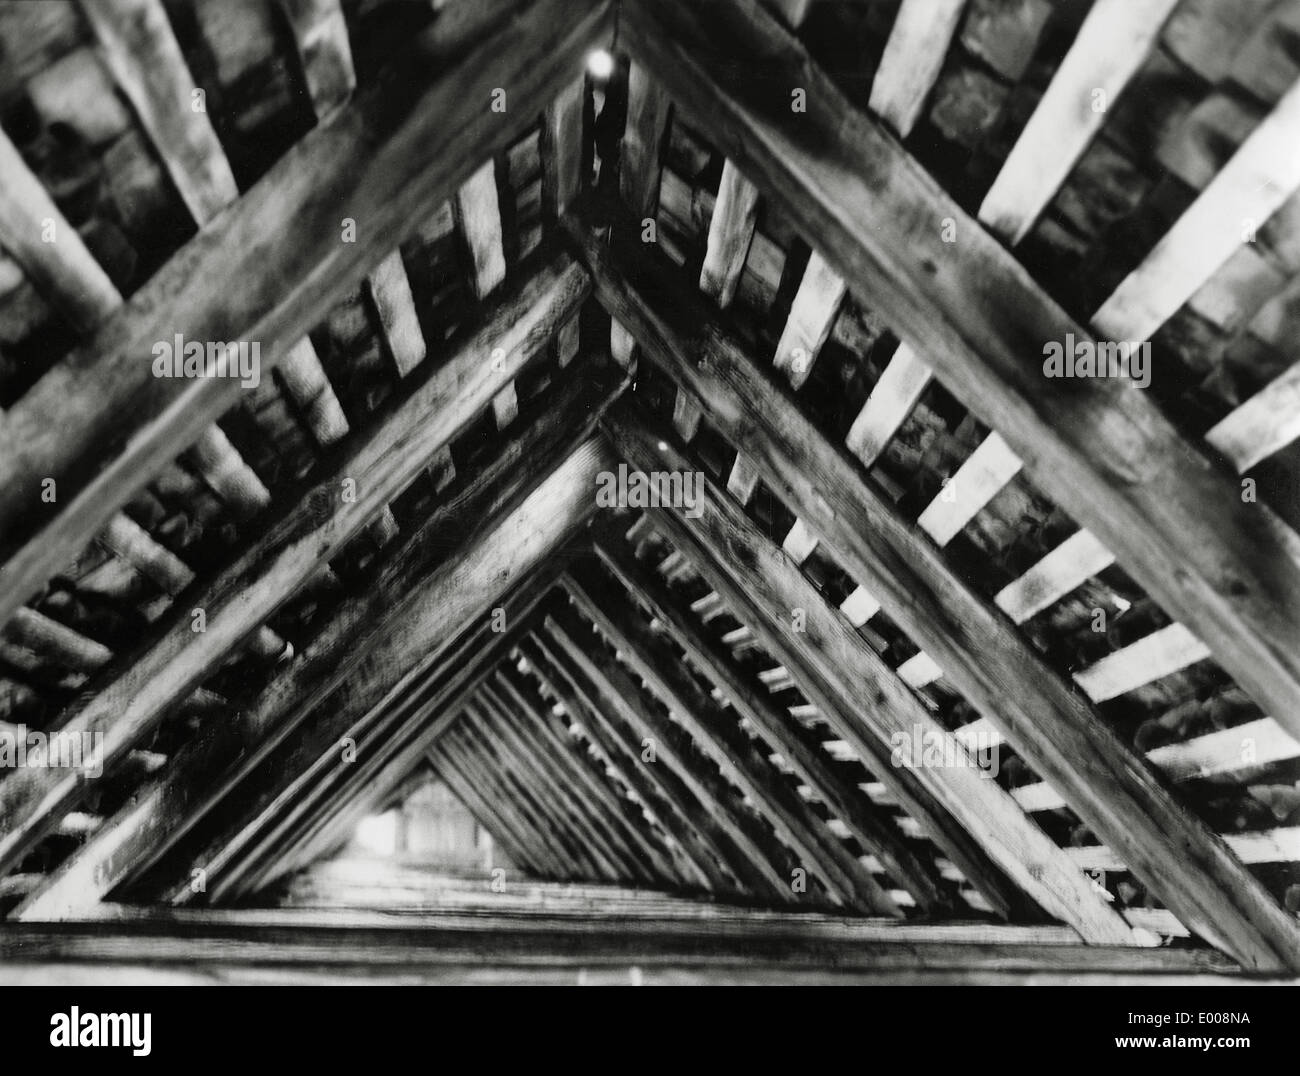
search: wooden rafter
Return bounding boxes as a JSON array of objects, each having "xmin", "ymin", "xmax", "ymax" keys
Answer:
[{"xmin": 618, "ymin": 0, "xmax": 1300, "ymax": 742}]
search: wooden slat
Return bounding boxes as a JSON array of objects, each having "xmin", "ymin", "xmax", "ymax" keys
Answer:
[
  {"xmin": 0, "ymin": 0, "xmax": 613, "ymax": 637},
  {"xmin": 978, "ymin": 0, "xmax": 1180, "ymax": 245},
  {"xmin": 844, "ymin": 342, "xmax": 933, "ymax": 468},
  {"xmin": 1015, "ymin": 718, "xmax": 1300, "ymax": 814},
  {"xmin": 868, "ymin": 0, "xmax": 967, "ymax": 139},
  {"xmin": 80, "ymin": 0, "xmax": 238, "ymax": 223},
  {"xmin": 572, "ymin": 215, "xmax": 1300, "ymax": 969},
  {"xmin": 727, "ymin": 250, "xmax": 845, "ymax": 499},
  {"xmin": 621, "ymin": 0, "xmax": 1300, "ymax": 745},
  {"xmin": 542, "ymin": 76, "xmax": 586, "ymax": 220},
  {"xmin": 279, "ymin": 0, "xmax": 356, "ymax": 120},
  {"xmin": 0, "ymin": 130, "xmax": 119, "ymax": 332},
  {"xmin": 0, "ymin": 251, "xmax": 590, "ymax": 879},
  {"xmin": 1094, "ymin": 76, "xmax": 1300, "ymax": 341},
  {"xmin": 699, "ymin": 162, "xmax": 761, "ymax": 307},
  {"xmin": 1073, "ymin": 623, "xmax": 1212, "ymax": 703},
  {"xmin": 993, "ymin": 529, "xmax": 1115, "ymax": 624},
  {"xmin": 915, "ymin": 431, "xmax": 1022, "ymax": 546},
  {"xmin": 1206, "ymin": 361, "xmax": 1300, "ymax": 472}
]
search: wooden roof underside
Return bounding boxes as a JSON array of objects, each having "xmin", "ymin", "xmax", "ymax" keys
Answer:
[{"xmin": 2, "ymin": 0, "xmax": 1300, "ymax": 981}]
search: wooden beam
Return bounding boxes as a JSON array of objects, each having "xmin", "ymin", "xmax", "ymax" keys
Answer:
[
  {"xmin": 427, "ymin": 742, "xmax": 550, "ymax": 876},
  {"xmin": 605, "ymin": 404, "xmax": 1150, "ymax": 944},
  {"xmin": 462, "ymin": 701, "xmax": 625, "ymax": 883},
  {"xmin": 12, "ymin": 371, "xmax": 616, "ymax": 917},
  {"xmin": 0, "ymin": 248, "xmax": 589, "ymax": 880},
  {"xmin": 0, "ymin": 911, "xmax": 1261, "ymax": 983},
  {"xmin": 169, "ymin": 437, "xmax": 607, "ymax": 905},
  {"xmin": 0, "ymin": 0, "xmax": 612, "ymax": 636},
  {"xmin": 519, "ymin": 638, "xmax": 732, "ymax": 893},
  {"xmin": 563, "ymin": 568, "xmax": 900, "ymax": 915},
  {"xmin": 620, "ymin": 0, "xmax": 1300, "ymax": 742},
  {"xmin": 583, "ymin": 234, "xmax": 1300, "ymax": 966},
  {"xmin": 589, "ymin": 535, "xmax": 957, "ymax": 912},
  {"xmin": 426, "ymin": 743, "xmax": 548, "ymax": 878},
  {"xmin": 481, "ymin": 677, "xmax": 671, "ymax": 886},
  {"xmin": 541, "ymin": 609, "xmax": 802, "ymax": 904},
  {"xmin": 492, "ymin": 667, "xmax": 684, "ymax": 885}
]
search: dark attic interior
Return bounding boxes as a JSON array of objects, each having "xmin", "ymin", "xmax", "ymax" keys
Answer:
[{"xmin": 0, "ymin": 0, "xmax": 1299, "ymax": 987}]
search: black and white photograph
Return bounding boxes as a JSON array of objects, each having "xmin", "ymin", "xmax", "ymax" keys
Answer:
[{"xmin": 0, "ymin": 0, "xmax": 1296, "ymax": 1048}]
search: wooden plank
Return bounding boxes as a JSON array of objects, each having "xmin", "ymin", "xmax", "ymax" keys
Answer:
[
  {"xmin": 844, "ymin": 342, "xmax": 933, "ymax": 468},
  {"xmin": 1205, "ymin": 361, "xmax": 1300, "ymax": 472},
  {"xmin": 541, "ymin": 77, "xmax": 586, "ymax": 220},
  {"xmin": 699, "ymin": 162, "xmax": 760, "ymax": 307},
  {"xmin": 278, "ymin": 0, "xmax": 357, "ymax": 120},
  {"xmin": 0, "ymin": 0, "xmax": 613, "ymax": 636},
  {"xmin": 367, "ymin": 250, "xmax": 426, "ymax": 377},
  {"xmin": 0, "ymin": 252, "xmax": 591, "ymax": 879},
  {"xmin": 1014, "ymin": 718, "xmax": 1300, "ymax": 814},
  {"xmin": 1073, "ymin": 623, "xmax": 1212, "ymax": 703},
  {"xmin": 915, "ymin": 431, "xmax": 1022, "ymax": 546},
  {"xmin": 620, "ymin": 62, "xmax": 672, "ymax": 222},
  {"xmin": 455, "ymin": 160, "xmax": 516, "ymax": 427},
  {"xmin": 979, "ymin": 0, "xmax": 1179, "ymax": 245},
  {"xmin": 563, "ymin": 568, "xmax": 901, "ymax": 914},
  {"xmin": 14, "ymin": 370, "xmax": 618, "ymax": 918},
  {"xmin": 727, "ymin": 250, "xmax": 846, "ymax": 499},
  {"xmin": 1095, "ymin": 76, "xmax": 1300, "ymax": 341},
  {"xmin": 620, "ymin": 0, "xmax": 1300, "ymax": 745},
  {"xmin": 0, "ymin": 910, "xmax": 1257, "ymax": 982},
  {"xmin": 590, "ymin": 537, "xmax": 957, "ymax": 912},
  {"xmin": 0, "ymin": 129, "xmax": 119, "ymax": 332},
  {"xmin": 572, "ymin": 220, "xmax": 1300, "ymax": 969},
  {"xmin": 80, "ymin": 0, "xmax": 239, "ymax": 223},
  {"xmin": 869, "ymin": 0, "xmax": 967, "ymax": 139}
]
